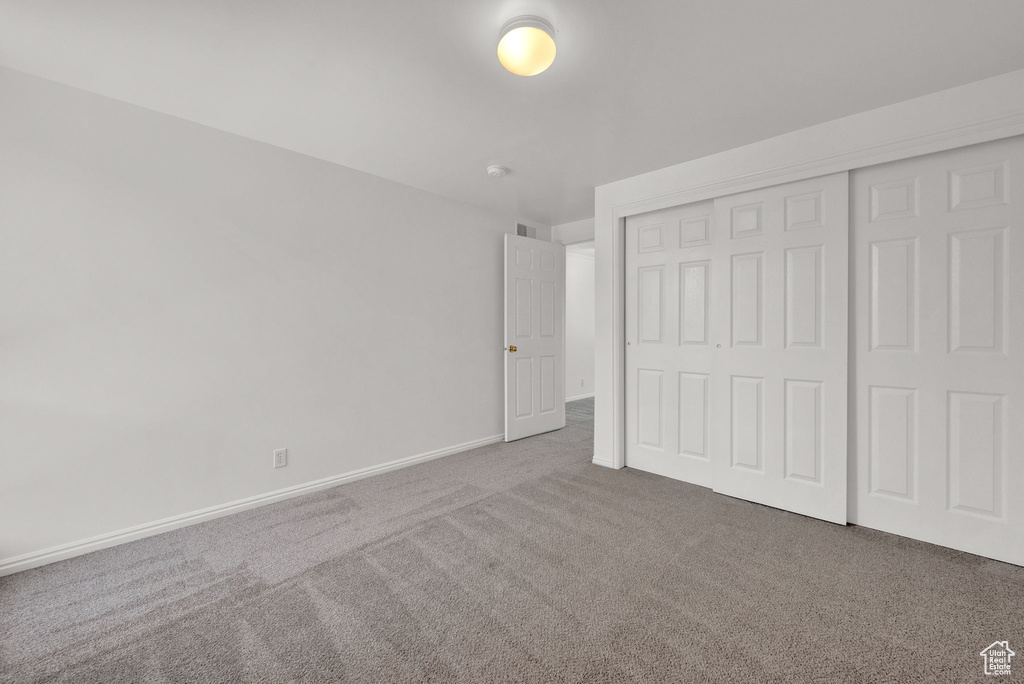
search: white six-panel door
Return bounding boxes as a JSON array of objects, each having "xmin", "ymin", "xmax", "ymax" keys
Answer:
[
  {"xmin": 850, "ymin": 137, "xmax": 1024, "ymax": 565},
  {"xmin": 625, "ymin": 176, "xmax": 849, "ymax": 523},
  {"xmin": 711, "ymin": 173, "xmax": 849, "ymax": 524},
  {"xmin": 623, "ymin": 139, "xmax": 1022, "ymax": 562},
  {"xmin": 625, "ymin": 201, "xmax": 716, "ymax": 487},
  {"xmin": 504, "ymin": 234, "xmax": 566, "ymax": 442}
]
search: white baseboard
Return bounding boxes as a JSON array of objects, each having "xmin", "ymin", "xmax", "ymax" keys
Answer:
[
  {"xmin": 0, "ymin": 433, "xmax": 504, "ymax": 577},
  {"xmin": 591, "ymin": 457, "xmax": 617, "ymax": 469},
  {"xmin": 566, "ymin": 392, "xmax": 595, "ymax": 402}
]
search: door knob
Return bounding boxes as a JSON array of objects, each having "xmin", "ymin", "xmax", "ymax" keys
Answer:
[{"xmin": 508, "ymin": 345, "xmax": 518, "ymax": 353}]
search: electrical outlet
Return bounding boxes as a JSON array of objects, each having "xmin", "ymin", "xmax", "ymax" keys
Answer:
[
  {"xmin": 273, "ymin": 448, "xmax": 288, "ymax": 469},
  {"xmin": 581, "ymin": 378, "xmax": 585, "ymax": 387}
]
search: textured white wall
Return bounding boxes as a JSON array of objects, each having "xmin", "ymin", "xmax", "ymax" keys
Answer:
[
  {"xmin": 552, "ymin": 218, "xmax": 595, "ymax": 245},
  {"xmin": 0, "ymin": 68, "xmax": 518, "ymax": 563},
  {"xmin": 565, "ymin": 252, "xmax": 595, "ymax": 400}
]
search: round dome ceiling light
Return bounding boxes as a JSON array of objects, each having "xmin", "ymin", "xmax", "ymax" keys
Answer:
[
  {"xmin": 487, "ymin": 165, "xmax": 511, "ymax": 178},
  {"xmin": 497, "ymin": 16, "xmax": 556, "ymax": 76}
]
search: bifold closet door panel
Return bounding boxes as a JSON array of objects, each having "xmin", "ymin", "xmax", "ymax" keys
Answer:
[
  {"xmin": 851, "ymin": 136, "xmax": 1024, "ymax": 565},
  {"xmin": 624, "ymin": 200, "xmax": 715, "ymax": 488},
  {"xmin": 711, "ymin": 172, "xmax": 849, "ymax": 524}
]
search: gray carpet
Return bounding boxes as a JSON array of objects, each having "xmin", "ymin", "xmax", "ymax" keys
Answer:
[{"xmin": 2, "ymin": 398, "xmax": 1021, "ymax": 683}]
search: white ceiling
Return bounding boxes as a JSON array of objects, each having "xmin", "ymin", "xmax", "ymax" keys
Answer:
[{"xmin": 2, "ymin": 1, "xmax": 1024, "ymax": 225}]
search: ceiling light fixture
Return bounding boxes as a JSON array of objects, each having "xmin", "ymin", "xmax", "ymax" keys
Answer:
[{"xmin": 497, "ymin": 16, "xmax": 556, "ymax": 76}]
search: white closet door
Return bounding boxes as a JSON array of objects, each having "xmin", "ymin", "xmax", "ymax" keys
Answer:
[
  {"xmin": 711, "ymin": 173, "xmax": 849, "ymax": 524},
  {"xmin": 851, "ymin": 136, "xmax": 1024, "ymax": 565},
  {"xmin": 625, "ymin": 201, "xmax": 715, "ymax": 487}
]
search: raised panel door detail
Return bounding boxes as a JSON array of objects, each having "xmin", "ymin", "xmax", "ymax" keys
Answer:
[
  {"xmin": 870, "ymin": 177, "xmax": 919, "ymax": 222},
  {"xmin": 712, "ymin": 171, "xmax": 849, "ymax": 525},
  {"xmin": 638, "ymin": 224, "xmax": 666, "ymax": 253},
  {"xmin": 679, "ymin": 372, "xmax": 709, "ymax": 460},
  {"xmin": 785, "ymin": 245, "xmax": 823, "ymax": 348},
  {"xmin": 731, "ymin": 252, "xmax": 763, "ymax": 347},
  {"xmin": 730, "ymin": 203, "xmax": 763, "ymax": 239},
  {"xmin": 851, "ymin": 139, "xmax": 1024, "ymax": 564},
  {"xmin": 504, "ymin": 233, "xmax": 564, "ymax": 443},
  {"xmin": 539, "ymin": 280, "xmax": 555, "ymax": 338},
  {"xmin": 535, "ymin": 250, "xmax": 555, "ymax": 272},
  {"xmin": 785, "ymin": 379, "xmax": 823, "ymax": 484},
  {"xmin": 870, "ymin": 237, "xmax": 918, "ymax": 351},
  {"xmin": 731, "ymin": 376, "xmax": 763, "ymax": 472},
  {"xmin": 540, "ymin": 355, "xmax": 555, "ymax": 414},
  {"xmin": 638, "ymin": 266, "xmax": 665, "ymax": 344},
  {"xmin": 515, "ymin": 278, "xmax": 533, "ymax": 338},
  {"xmin": 785, "ymin": 191, "xmax": 824, "ymax": 231},
  {"xmin": 869, "ymin": 386, "xmax": 917, "ymax": 501},
  {"xmin": 680, "ymin": 216, "xmax": 711, "ymax": 245},
  {"xmin": 949, "ymin": 161, "xmax": 1008, "ymax": 211},
  {"xmin": 637, "ymin": 369, "xmax": 664, "ymax": 449},
  {"xmin": 680, "ymin": 260, "xmax": 710, "ymax": 345},
  {"xmin": 948, "ymin": 392, "xmax": 1005, "ymax": 519},
  {"xmin": 949, "ymin": 228, "xmax": 1006, "ymax": 353},
  {"xmin": 626, "ymin": 200, "xmax": 716, "ymax": 489},
  {"xmin": 515, "ymin": 358, "xmax": 533, "ymax": 418}
]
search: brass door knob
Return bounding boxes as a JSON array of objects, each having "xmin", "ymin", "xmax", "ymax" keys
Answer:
[{"xmin": 508, "ymin": 345, "xmax": 518, "ymax": 353}]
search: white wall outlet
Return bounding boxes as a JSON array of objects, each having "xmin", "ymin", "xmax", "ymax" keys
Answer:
[
  {"xmin": 273, "ymin": 448, "xmax": 288, "ymax": 469},
  {"xmin": 581, "ymin": 378, "xmax": 585, "ymax": 387}
]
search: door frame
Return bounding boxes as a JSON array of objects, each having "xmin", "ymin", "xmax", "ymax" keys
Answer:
[{"xmin": 593, "ymin": 69, "xmax": 1024, "ymax": 470}]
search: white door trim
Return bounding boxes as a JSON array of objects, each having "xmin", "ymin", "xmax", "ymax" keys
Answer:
[{"xmin": 594, "ymin": 68, "xmax": 1024, "ymax": 470}]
